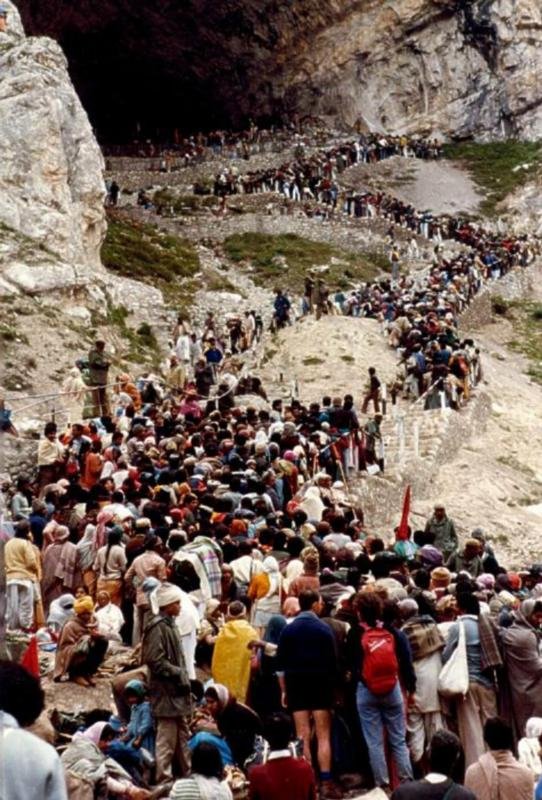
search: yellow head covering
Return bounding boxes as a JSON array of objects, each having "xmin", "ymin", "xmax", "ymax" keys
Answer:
[{"xmin": 74, "ymin": 595, "xmax": 94, "ymax": 615}]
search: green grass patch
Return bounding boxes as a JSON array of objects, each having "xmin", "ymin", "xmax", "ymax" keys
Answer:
[
  {"xmin": 222, "ymin": 232, "xmax": 389, "ymax": 292},
  {"xmin": 443, "ymin": 140, "xmax": 542, "ymax": 216},
  {"xmin": 102, "ymin": 216, "xmax": 199, "ymax": 283},
  {"xmin": 103, "ymin": 303, "xmax": 161, "ymax": 368}
]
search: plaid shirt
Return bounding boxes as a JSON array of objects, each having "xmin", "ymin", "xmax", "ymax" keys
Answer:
[
  {"xmin": 182, "ymin": 536, "xmax": 223, "ymax": 598},
  {"xmin": 402, "ymin": 615, "xmax": 444, "ymax": 661}
]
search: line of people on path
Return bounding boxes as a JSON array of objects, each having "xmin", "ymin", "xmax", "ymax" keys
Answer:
[{"xmin": 210, "ymin": 131, "xmax": 441, "ymax": 203}]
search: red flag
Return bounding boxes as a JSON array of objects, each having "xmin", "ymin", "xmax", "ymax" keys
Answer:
[
  {"xmin": 20, "ymin": 636, "xmax": 40, "ymax": 679},
  {"xmin": 396, "ymin": 485, "xmax": 411, "ymax": 541}
]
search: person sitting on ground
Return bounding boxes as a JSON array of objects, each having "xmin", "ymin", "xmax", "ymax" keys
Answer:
[
  {"xmin": 107, "ymin": 680, "xmax": 155, "ymax": 780},
  {"xmin": 95, "ymin": 589, "xmax": 125, "ymax": 643},
  {"xmin": 204, "ymin": 683, "xmax": 262, "ymax": 768},
  {"xmin": 61, "ymin": 722, "xmax": 149, "ymax": 800},
  {"xmin": 0, "ymin": 660, "xmax": 68, "ymax": 800},
  {"xmin": 168, "ymin": 741, "xmax": 233, "ymax": 800},
  {"xmin": 465, "ymin": 717, "xmax": 533, "ymax": 800},
  {"xmin": 391, "ymin": 729, "xmax": 475, "ymax": 800},
  {"xmin": 248, "ymin": 712, "xmax": 317, "ymax": 800},
  {"xmin": 53, "ymin": 594, "xmax": 108, "ymax": 687}
]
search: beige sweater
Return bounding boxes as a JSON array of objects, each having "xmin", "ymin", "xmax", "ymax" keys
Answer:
[{"xmin": 5, "ymin": 538, "xmax": 40, "ymax": 581}]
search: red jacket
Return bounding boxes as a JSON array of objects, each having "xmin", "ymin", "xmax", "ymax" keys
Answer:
[{"xmin": 249, "ymin": 756, "xmax": 316, "ymax": 800}]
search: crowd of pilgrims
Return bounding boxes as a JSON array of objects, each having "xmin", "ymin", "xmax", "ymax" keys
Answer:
[
  {"xmin": 1, "ymin": 124, "xmax": 541, "ymax": 800},
  {"xmin": 209, "ymin": 131, "xmax": 441, "ymax": 204},
  {"xmin": 4, "ymin": 403, "xmax": 542, "ymax": 800}
]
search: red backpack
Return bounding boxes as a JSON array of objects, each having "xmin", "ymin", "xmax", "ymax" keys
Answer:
[{"xmin": 361, "ymin": 625, "xmax": 399, "ymax": 695}]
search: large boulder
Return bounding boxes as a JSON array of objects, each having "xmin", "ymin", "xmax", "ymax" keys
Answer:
[{"xmin": 0, "ymin": 1, "xmax": 106, "ymax": 271}]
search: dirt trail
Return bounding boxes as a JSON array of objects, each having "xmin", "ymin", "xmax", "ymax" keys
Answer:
[
  {"xmin": 257, "ymin": 315, "xmax": 399, "ymax": 402},
  {"xmin": 394, "ymin": 159, "xmax": 482, "ymax": 216},
  {"xmin": 343, "ymin": 156, "xmax": 481, "ymax": 216}
]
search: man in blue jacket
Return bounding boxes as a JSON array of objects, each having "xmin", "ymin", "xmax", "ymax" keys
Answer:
[{"xmin": 276, "ymin": 589, "xmax": 341, "ymax": 799}]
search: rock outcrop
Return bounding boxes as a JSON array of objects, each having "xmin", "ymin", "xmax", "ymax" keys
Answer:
[
  {"xmin": 0, "ymin": 1, "xmax": 106, "ymax": 275},
  {"xmin": 16, "ymin": 0, "xmax": 542, "ymax": 141}
]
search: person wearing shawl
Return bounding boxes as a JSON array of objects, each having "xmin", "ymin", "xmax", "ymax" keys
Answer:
[
  {"xmin": 41, "ymin": 524, "xmax": 80, "ymax": 612},
  {"xmin": 204, "ymin": 684, "xmax": 262, "ymax": 768},
  {"xmin": 299, "ymin": 486, "xmax": 325, "ymax": 524},
  {"xmin": 500, "ymin": 598, "xmax": 542, "ymax": 741},
  {"xmin": 53, "ymin": 594, "xmax": 108, "ymax": 687},
  {"xmin": 47, "ymin": 593, "xmax": 75, "ymax": 633},
  {"xmin": 212, "ymin": 601, "xmax": 259, "ymax": 703},
  {"xmin": 465, "ymin": 717, "xmax": 533, "ymax": 800},
  {"xmin": 61, "ymin": 721, "xmax": 148, "ymax": 799},
  {"xmin": 77, "ymin": 523, "xmax": 98, "ymax": 598},
  {"xmin": 518, "ymin": 717, "xmax": 542, "ymax": 778},
  {"xmin": 168, "ymin": 741, "xmax": 233, "ymax": 800},
  {"xmin": 93, "ymin": 527, "xmax": 127, "ymax": 607},
  {"xmin": 94, "ymin": 508, "xmax": 117, "ymax": 550},
  {"xmin": 248, "ymin": 556, "xmax": 282, "ymax": 633},
  {"xmin": 95, "ymin": 589, "xmax": 125, "ymax": 643}
]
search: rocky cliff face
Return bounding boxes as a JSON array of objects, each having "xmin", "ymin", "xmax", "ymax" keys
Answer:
[
  {"xmin": 0, "ymin": 0, "xmax": 105, "ymax": 278},
  {"xmin": 16, "ymin": 0, "xmax": 542, "ymax": 141}
]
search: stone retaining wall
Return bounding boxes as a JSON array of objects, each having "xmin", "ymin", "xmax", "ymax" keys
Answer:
[
  {"xmin": 459, "ymin": 263, "xmax": 538, "ymax": 332},
  {"xmin": 351, "ymin": 389, "xmax": 492, "ymax": 532}
]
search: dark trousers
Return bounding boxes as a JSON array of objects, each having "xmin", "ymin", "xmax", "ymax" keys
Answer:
[{"xmin": 69, "ymin": 636, "xmax": 108, "ymax": 679}]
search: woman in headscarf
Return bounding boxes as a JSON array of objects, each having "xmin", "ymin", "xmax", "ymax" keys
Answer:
[
  {"xmin": 518, "ymin": 717, "xmax": 542, "ymax": 778},
  {"xmin": 196, "ymin": 599, "xmax": 225, "ymax": 675},
  {"xmin": 61, "ymin": 721, "xmax": 147, "ymax": 799},
  {"xmin": 41, "ymin": 524, "xmax": 80, "ymax": 611},
  {"xmin": 77, "ymin": 523, "xmax": 98, "ymax": 598},
  {"xmin": 169, "ymin": 742, "xmax": 232, "ymax": 800},
  {"xmin": 500, "ymin": 598, "xmax": 542, "ymax": 742},
  {"xmin": 299, "ymin": 486, "xmax": 325, "ymax": 523},
  {"xmin": 204, "ymin": 685, "xmax": 262, "ymax": 768},
  {"xmin": 93, "ymin": 527, "xmax": 127, "ymax": 607},
  {"xmin": 47, "ymin": 593, "xmax": 75, "ymax": 633},
  {"xmin": 53, "ymin": 595, "xmax": 108, "ymax": 687},
  {"xmin": 94, "ymin": 508, "xmax": 116, "ymax": 551},
  {"xmin": 248, "ymin": 556, "xmax": 282, "ymax": 634}
]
